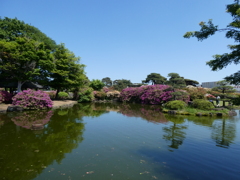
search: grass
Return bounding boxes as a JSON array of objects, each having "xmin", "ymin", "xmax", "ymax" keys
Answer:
[{"xmin": 163, "ymin": 106, "xmax": 230, "ymax": 116}]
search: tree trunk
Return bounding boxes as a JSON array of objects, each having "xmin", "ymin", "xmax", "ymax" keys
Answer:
[
  {"xmin": 55, "ymin": 88, "xmax": 60, "ymax": 99},
  {"xmin": 17, "ymin": 81, "xmax": 23, "ymax": 92}
]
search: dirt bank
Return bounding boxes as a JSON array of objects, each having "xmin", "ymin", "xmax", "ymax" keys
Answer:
[{"xmin": 0, "ymin": 100, "xmax": 78, "ymax": 113}]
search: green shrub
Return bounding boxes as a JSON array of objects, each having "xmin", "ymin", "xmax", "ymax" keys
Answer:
[
  {"xmin": 164, "ymin": 100, "xmax": 187, "ymax": 110},
  {"xmin": 192, "ymin": 99, "xmax": 214, "ymax": 110},
  {"xmin": 78, "ymin": 87, "xmax": 94, "ymax": 102},
  {"xmin": 58, "ymin": 92, "xmax": 69, "ymax": 100}
]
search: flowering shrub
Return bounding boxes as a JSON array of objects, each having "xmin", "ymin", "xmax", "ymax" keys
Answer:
[
  {"xmin": 94, "ymin": 91, "xmax": 107, "ymax": 100},
  {"xmin": 120, "ymin": 85, "xmax": 172, "ymax": 105},
  {"xmin": 205, "ymin": 94, "xmax": 216, "ymax": 100},
  {"xmin": 0, "ymin": 91, "xmax": 13, "ymax": 104},
  {"xmin": 106, "ymin": 90, "xmax": 120, "ymax": 99},
  {"xmin": 186, "ymin": 87, "xmax": 207, "ymax": 100},
  {"xmin": 12, "ymin": 89, "xmax": 53, "ymax": 109}
]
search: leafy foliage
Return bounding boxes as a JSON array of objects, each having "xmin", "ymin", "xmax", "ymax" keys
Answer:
[
  {"xmin": 12, "ymin": 89, "xmax": 53, "ymax": 109},
  {"xmin": 165, "ymin": 100, "xmax": 187, "ymax": 110},
  {"xmin": 167, "ymin": 73, "xmax": 186, "ymax": 89},
  {"xmin": 58, "ymin": 92, "xmax": 69, "ymax": 100},
  {"xmin": 113, "ymin": 79, "xmax": 132, "ymax": 91},
  {"xmin": 78, "ymin": 87, "xmax": 94, "ymax": 102},
  {"xmin": 192, "ymin": 99, "xmax": 214, "ymax": 110},
  {"xmin": 184, "ymin": 1, "xmax": 240, "ymax": 84},
  {"xmin": 101, "ymin": 77, "xmax": 112, "ymax": 87},
  {"xmin": 212, "ymin": 80, "xmax": 236, "ymax": 93},
  {"xmin": 89, "ymin": 79, "xmax": 105, "ymax": 91},
  {"xmin": 144, "ymin": 73, "xmax": 167, "ymax": 85}
]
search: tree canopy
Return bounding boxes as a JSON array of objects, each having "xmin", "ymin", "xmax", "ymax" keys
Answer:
[
  {"xmin": 0, "ymin": 17, "xmax": 87, "ymax": 93},
  {"xmin": 113, "ymin": 79, "xmax": 132, "ymax": 91},
  {"xmin": 144, "ymin": 73, "xmax": 167, "ymax": 85},
  {"xmin": 101, "ymin": 77, "xmax": 112, "ymax": 87},
  {"xmin": 212, "ymin": 80, "xmax": 236, "ymax": 94},
  {"xmin": 184, "ymin": 0, "xmax": 240, "ymax": 84},
  {"xmin": 167, "ymin": 73, "xmax": 186, "ymax": 89},
  {"xmin": 89, "ymin": 79, "xmax": 105, "ymax": 91}
]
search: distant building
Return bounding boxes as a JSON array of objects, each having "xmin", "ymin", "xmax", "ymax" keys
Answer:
[{"xmin": 201, "ymin": 81, "xmax": 240, "ymax": 92}]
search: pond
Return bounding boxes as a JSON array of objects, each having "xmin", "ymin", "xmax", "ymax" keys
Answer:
[{"xmin": 0, "ymin": 103, "xmax": 240, "ymax": 180}]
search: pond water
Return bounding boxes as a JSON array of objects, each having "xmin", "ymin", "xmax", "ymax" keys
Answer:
[{"xmin": 0, "ymin": 103, "xmax": 240, "ymax": 180}]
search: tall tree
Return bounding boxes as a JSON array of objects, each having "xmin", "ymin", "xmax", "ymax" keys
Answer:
[
  {"xmin": 167, "ymin": 73, "xmax": 186, "ymax": 89},
  {"xmin": 212, "ymin": 80, "xmax": 236, "ymax": 94},
  {"xmin": 113, "ymin": 79, "xmax": 132, "ymax": 91},
  {"xmin": 0, "ymin": 37, "xmax": 54, "ymax": 92},
  {"xmin": 101, "ymin": 77, "xmax": 112, "ymax": 87},
  {"xmin": 144, "ymin": 73, "xmax": 167, "ymax": 85},
  {"xmin": 49, "ymin": 44, "xmax": 86, "ymax": 98},
  {"xmin": 184, "ymin": 1, "xmax": 240, "ymax": 84},
  {"xmin": 184, "ymin": 79, "xmax": 199, "ymax": 86}
]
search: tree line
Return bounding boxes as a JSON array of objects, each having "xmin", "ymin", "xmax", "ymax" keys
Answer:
[{"xmin": 101, "ymin": 73, "xmax": 199, "ymax": 91}]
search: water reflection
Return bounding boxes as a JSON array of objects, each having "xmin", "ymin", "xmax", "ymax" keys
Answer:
[
  {"xmin": 0, "ymin": 107, "xmax": 85, "ymax": 180},
  {"xmin": 211, "ymin": 119, "xmax": 236, "ymax": 148},
  {"xmin": 11, "ymin": 110, "xmax": 53, "ymax": 130},
  {"xmin": 163, "ymin": 115, "xmax": 187, "ymax": 151}
]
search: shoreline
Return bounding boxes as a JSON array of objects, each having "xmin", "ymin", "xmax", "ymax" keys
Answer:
[{"xmin": 0, "ymin": 100, "xmax": 78, "ymax": 113}]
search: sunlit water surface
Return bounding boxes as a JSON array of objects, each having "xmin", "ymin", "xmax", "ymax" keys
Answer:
[{"xmin": 0, "ymin": 103, "xmax": 240, "ymax": 180}]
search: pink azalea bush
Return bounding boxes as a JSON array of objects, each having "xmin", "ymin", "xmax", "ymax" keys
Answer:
[
  {"xmin": 12, "ymin": 89, "xmax": 53, "ymax": 109},
  {"xmin": 120, "ymin": 85, "xmax": 190, "ymax": 105},
  {"xmin": 0, "ymin": 91, "xmax": 13, "ymax": 104},
  {"xmin": 120, "ymin": 85, "xmax": 171, "ymax": 104}
]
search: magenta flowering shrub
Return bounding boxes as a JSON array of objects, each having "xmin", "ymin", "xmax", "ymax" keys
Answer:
[
  {"xmin": 120, "ymin": 85, "xmax": 173, "ymax": 105},
  {"xmin": 0, "ymin": 91, "xmax": 13, "ymax": 104},
  {"xmin": 12, "ymin": 89, "xmax": 53, "ymax": 109}
]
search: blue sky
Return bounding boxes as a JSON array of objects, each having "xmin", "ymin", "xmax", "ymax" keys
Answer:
[{"xmin": 1, "ymin": 0, "xmax": 238, "ymax": 84}]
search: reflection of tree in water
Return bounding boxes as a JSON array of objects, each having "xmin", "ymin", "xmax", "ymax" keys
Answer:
[
  {"xmin": 187, "ymin": 116, "xmax": 216, "ymax": 127},
  {"xmin": 163, "ymin": 115, "xmax": 187, "ymax": 151},
  {"xmin": 0, "ymin": 107, "xmax": 85, "ymax": 180},
  {"xmin": 211, "ymin": 118, "xmax": 236, "ymax": 148},
  {"xmin": 119, "ymin": 103, "xmax": 168, "ymax": 124}
]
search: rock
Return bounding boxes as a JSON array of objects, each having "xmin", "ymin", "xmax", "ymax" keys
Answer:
[
  {"xmin": 216, "ymin": 113, "xmax": 223, "ymax": 116},
  {"xmin": 7, "ymin": 106, "xmax": 24, "ymax": 112},
  {"xmin": 228, "ymin": 110, "xmax": 237, "ymax": 116},
  {"xmin": 168, "ymin": 110, "xmax": 176, "ymax": 115},
  {"xmin": 32, "ymin": 124, "xmax": 44, "ymax": 130}
]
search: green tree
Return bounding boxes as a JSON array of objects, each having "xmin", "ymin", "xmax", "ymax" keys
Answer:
[
  {"xmin": 89, "ymin": 79, "xmax": 105, "ymax": 91},
  {"xmin": 167, "ymin": 73, "xmax": 186, "ymax": 89},
  {"xmin": 113, "ymin": 79, "xmax": 132, "ymax": 91},
  {"xmin": 144, "ymin": 73, "xmax": 167, "ymax": 85},
  {"xmin": 184, "ymin": 78, "xmax": 199, "ymax": 86},
  {"xmin": 212, "ymin": 80, "xmax": 236, "ymax": 94},
  {"xmin": 49, "ymin": 44, "xmax": 86, "ymax": 99},
  {"xmin": 184, "ymin": 1, "xmax": 240, "ymax": 84},
  {"xmin": 0, "ymin": 17, "xmax": 56, "ymax": 50},
  {"xmin": 0, "ymin": 37, "xmax": 54, "ymax": 92},
  {"xmin": 101, "ymin": 77, "xmax": 112, "ymax": 87}
]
